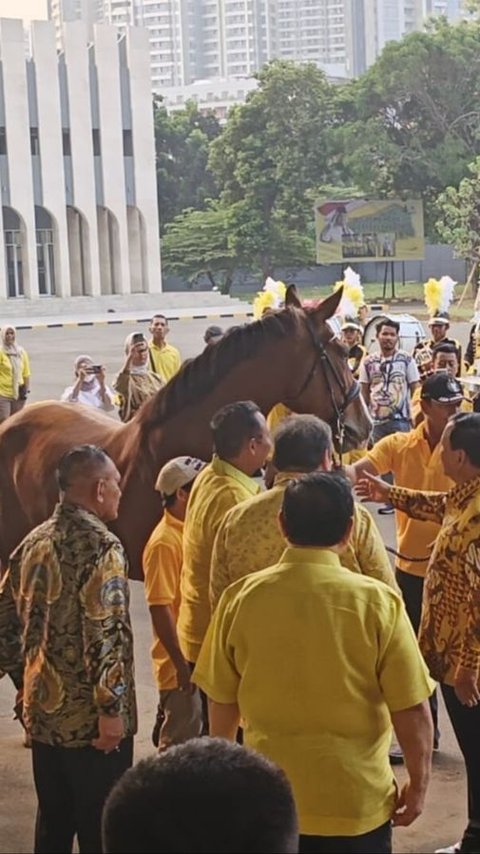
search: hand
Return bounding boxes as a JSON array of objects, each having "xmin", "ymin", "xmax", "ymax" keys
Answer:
[
  {"xmin": 77, "ymin": 368, "xmax": 88, "ymax": 382},
  {"xmin": 176, "ymin": 660, "xmax": 195, "ymax": 694},
  {"xmin": 392, "ymin": 781, "xmax": 426, "ymax": 827},
  {"xmin": 98, "ymin": 367, "xmax": 106, "ymax": 386},
  {"xmin": 355, "ymin": 471, "xmax": 392, "ymax": 504},
  {"xmin": 454, "ymin": 666, "xmax": 480, "ymax": 706},
  {"xmin": 91, "ymin": 714, "xmax": 124, "ymax": 752}
]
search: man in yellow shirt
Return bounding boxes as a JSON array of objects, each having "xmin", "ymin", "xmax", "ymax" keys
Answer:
[
  {"xmin": 148, "ymin": 314, "xmax": 181, "ymax": 382},
  {"xmin": 210, "ymin": 414, "xmax": 397, "ymax": 612},
  {"xmin": 359, "ymin": 412, "xmax": 480, "ymax": 854},
  {"xmin": 347, "ymin": 372, "xmax": 463, "ymax": 754},
  {"xmin": 143, "ymin": 455, "xmax": 206, "ymax": 751},
  {"xmin": 177, "ymin": 400, "xmax": 272, "ymax": 669},
  {"xmin": 194, "ymin": 472, "xmax": 434, "ymax": 853}
]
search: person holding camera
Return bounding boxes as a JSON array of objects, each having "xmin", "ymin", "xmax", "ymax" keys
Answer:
[
  {"xmin": 114, "ymin": 333, "xmax": 164, "ymax": 423},
  {"xmin": 61, "ymin": 355, "xmax": 115, "ymax": 412},
  {"xmin": 0, "ymin": 325, "xmax": 31, "ymax": 423}
]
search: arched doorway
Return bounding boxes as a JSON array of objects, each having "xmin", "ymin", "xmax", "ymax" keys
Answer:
[
  {"xmin": 127, "ymin": 206, "xmax": 147, "ymax": 294},
  {"xmin": 97, "ymin": 206, "xmax": 121, "ymax": 295},
  {"xmin": 67, "ymin": 206, "xmax": 91, "ymax": 296},
  {"xmin": 35, "ymin": 206, "xmax": 57, "ymax": 296},
  {"xmin": 3, "ymin": 206, "xmax": 26, "ymax": 298}
]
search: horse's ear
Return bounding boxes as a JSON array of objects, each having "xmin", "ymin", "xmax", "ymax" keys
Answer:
[
  {"xmin": 310, "ymin": 287, "xmax": 343, "ymax": 322},
  {"xmin": 285, "ymin": 284, "xmax": 302, "ymax": 309}
]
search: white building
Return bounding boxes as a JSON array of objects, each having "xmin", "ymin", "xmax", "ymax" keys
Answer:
[{"xmin": 0, "ymin": 18, "xmax": 161, "ymax": 301}]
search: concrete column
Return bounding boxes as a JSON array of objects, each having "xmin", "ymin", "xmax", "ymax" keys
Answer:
[
  {"xmin": 94, "ymin": 25, "xmax": 130, "ymax": 294},
  {"xmin": 0, "ymin": 195, "xmax": 6, "ymax": 299},
  {"xmin": 31, "ymin": 21, "xmax": 71, "ymax": 298},
  {"xmin": 63, "ymin": 21, "xmax": 101, "ymax": 296},
  {"xmin": 126, "ymin": 27, "xmax": 161, "ymax": 294},
  {"xmin": 0, "ymin": 19, "xmax": 38, "ymax": 298}
]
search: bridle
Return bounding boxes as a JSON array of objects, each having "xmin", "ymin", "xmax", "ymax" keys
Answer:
[{"xmin": 284, "ymin": 315, "xmax": 361, "ymax": 457}]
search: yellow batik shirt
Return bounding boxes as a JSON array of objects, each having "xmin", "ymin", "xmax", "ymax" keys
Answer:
[
  {"xmin": 148, "ymin": 342, "xmax": 181, "ymax": 382},
  {"xmin": 0, "ymin": 502, "xmax": 137, "ymax": 747},
  {"xmin": 210, "ymin": 471, "xmax": 398, "ymax": 610},
  {"xmin": 177, "ymin": 456, "xmax": 260, "ymax": 663},
  {"xmin": 390, "ymin": 476, "xmax": 480, "ymax": 685}
]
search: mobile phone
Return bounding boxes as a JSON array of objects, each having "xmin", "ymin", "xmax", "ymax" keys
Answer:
[
  {"xmin": 132, "ymin": 332, "xmax": 145, "ymax": 345},
  {"xmin": 86, "ymin": 365, "xmax": 102, "ymax": 374}
]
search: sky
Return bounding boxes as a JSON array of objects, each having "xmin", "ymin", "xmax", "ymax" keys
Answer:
[{"xmin": 0, "ymin": 0, "xmax": 48, "ymax": 21}]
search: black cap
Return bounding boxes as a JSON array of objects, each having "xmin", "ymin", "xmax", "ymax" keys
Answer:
[
  {"xmin": 421, "ymin": 373, "xmax": 464, "ymax": 403},
  {"xmin": 428, "ymin": 311, "xmax": 450, "ymax": 326}
]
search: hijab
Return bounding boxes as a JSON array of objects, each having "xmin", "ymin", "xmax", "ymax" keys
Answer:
[
  {"xmin": 124, "ymin": 333, "xmax": 149, "ymax": 375},
  {"xmin": 1, "ymin": 326, "xmax": 23, "ymax": 393},
  {"xmin": 74, "ymin": 354, "xmax": 96, "ymax": 390}
]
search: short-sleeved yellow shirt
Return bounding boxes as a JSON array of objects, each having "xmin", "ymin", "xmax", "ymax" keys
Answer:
[
  {"xmin": 177, "ymin": 456, "xmax": 259, "ymax": 663},
  {"xmin": 210, "ymin": 471, "xmax": 397, "ymax": 610},
  {"xmin": 367, "ymin": 423, "xmax": 454, "ymax": 577},
  {"xmin": 194, "ymin": 548, "xmax": 434, "ymax": 837},
  {"xmin": 148, "ymin": 342, "xmax": 181, "ymax": 383},
  {"xmin": 0, "ymin": 348, "xmax": 30, "ymax": 399},
  {"xmin": 143, "ymin": 511, "xmax": 184, "ymax": 690}
]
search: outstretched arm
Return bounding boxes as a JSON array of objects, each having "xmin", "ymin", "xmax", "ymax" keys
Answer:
[{"xmin": 357, "ymin": 473, "xmax": 447, "ymax": 523}]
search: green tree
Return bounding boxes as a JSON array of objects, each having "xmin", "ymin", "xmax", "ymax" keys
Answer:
[
  {"xmin": 436, "ymin": 156, "xmax": 480, "ymax": 295},
  {"xmin": 334, "ymin": 18, "xmax": 480, "ymax": 237},
  {"xmin": 154, "ymin": 98, "xmax": 221, "ymax": 233},
  {"xmin": 161, "ymin": 204, "xmax": 237, "ymax": 293},
  {"xmin": 208, "ymin": 60, "xmax": 337, "ymax": 277}
]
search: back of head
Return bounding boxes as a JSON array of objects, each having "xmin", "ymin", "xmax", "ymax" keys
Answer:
[
  {"xmin": 449, "ymin": 412, "xmax": 480, "ymax": 469},
  {"xmin": 56, "ymin": 444, "xmax": 112, "ymax": 492},
  {"xmin": 211, "ymin": 400, "xmax": 262, "ymax": 459},
  {"xmin": 282, "ymin": 471, "xmax": 354, "ymax": 547},
  {"xmin": 102, "ymin": 738, "xmax": 298, "ymax": 854},
  {"xmin": 273, "ymin": 414, "xmax": 332, "ymax": 472}
]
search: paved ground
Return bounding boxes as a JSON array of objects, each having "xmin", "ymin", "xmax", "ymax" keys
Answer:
[{"xmin": 0, "ymin": 316, "xmax": 472, "ymax": 853}]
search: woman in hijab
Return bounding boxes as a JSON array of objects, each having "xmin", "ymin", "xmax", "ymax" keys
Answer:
[
  {"xmin": 113, "ymin": 332, "xmax": 164, "ymax": 422},
  {"xmin": 0, "ymin": 326, "xmax": 31, "ymax": 423},
  {"xmin": 61, "ymin": 355, "xmax": 115, "ymax": 412}
]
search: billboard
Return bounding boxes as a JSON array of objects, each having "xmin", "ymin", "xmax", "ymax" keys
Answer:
[{"xmin": 315, "ymin": 198, "xmax": 424, "ymax": 264}]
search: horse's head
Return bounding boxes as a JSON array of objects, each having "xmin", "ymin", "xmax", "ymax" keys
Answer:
[{"xmin": 282, "ymin": 285, "xmax": 372, "ymax": 453}]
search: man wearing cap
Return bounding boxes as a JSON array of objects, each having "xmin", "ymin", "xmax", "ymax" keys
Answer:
[
  {"xmin": 341, "ymin": 319, "xmax": 367, "ymax": 379},
  {"xmin": 203, "ymin": 326, "xmax": 224, "ymax": 348},
  {"xmin": 347, "ymin": 373, "xmax": 464, "ymax": 756},
  {"xmin": 360, "ymin": 412, "xmax": 480, "ymax": 854},
  {"xmin": 413, "ymin": 312, "xmax": 462, "ymax": 377},
  {"xmin": 143, "ymin": 456, "xmax": 206, "ymax": 751}
]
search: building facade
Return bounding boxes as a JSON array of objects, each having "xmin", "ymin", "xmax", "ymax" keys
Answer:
[{"xmin": 0, "ymin": 18, "xmax": 160, "ymax": 300}]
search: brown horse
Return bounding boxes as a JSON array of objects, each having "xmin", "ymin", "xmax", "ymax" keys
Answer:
[{"xmin": 0, "ymin": 287, "xmax": 371, "ymax": 579}]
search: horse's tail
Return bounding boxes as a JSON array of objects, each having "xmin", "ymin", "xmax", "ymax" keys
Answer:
[{"xmin": 0, "ymin": 431, "xmax": 30, "ymax": 570}]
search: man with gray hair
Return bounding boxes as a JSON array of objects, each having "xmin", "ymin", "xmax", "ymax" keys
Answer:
[
  {"xmin": 0, "ymin": 444, "xmax": 136, "ymax": 854},
  {"xmin": 210, "ymin": 414, "xmax": 397, "ymax": 610}
]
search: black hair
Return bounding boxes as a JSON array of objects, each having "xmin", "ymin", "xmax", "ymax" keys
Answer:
[
  {"xmin": 162, "ymin": 477, "xmax": 195, "ymax": 508},
  {"xmin": 273, "ymin": 415, "xmax": 332, "ymax": 472},
  {"xmin": 211, "ymin": 401, "xmax": 263, "ymax": 459},
  {"xmin": 282, "ymin": 471, "xmax": 354, "ymax": 547},
  {"xmin": 56, "ymin": 445, "xmax": 111, "ymax": 492},
  {"xmin": 432, "ymin": 342, "xmax": 458, "ymax": 358},
  {"xmin": 376, "ymin": 318, "xmax": 400, "ymax": 336},
  {"xmin": 102, "ymin": 738, "xmax": 298, "ymax": 854},
  {"xmin": 151, "ymin": 314, "xmax": 168, "ymax": 323},
  {"xmin": 448, "ymin": 413, "xmax": 480, "ymax": 468}
]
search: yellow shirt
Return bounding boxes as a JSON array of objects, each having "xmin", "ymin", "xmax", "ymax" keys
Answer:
[
  {"xmin": 148, "ymin": 342, "xmax": 181, "ymax": 383},
  {"xmin": 177, "ymin": 456, "xmax": 259, "ymax": 663},
  {"xmin": 391, "ymin": 476, "xmax": 480, "ymax": 685},
  {"xmin": 266, "ymin": 403, "xmax": 291, "ymax": 434},
  {"xmin": 0, "ymin": 348, "xmax": 30, "ymax": 399},
  {"xmin": 210, "ymin": 472, "xmax": 398, "ymax": 610},
  {"xmin": 194, "ymin": 548, "xmax": 434, "ymax": 836},
  {"xmin": 143, "ymin": 511, "xmax": 184, "ymax": 691},
  {"xmin": 367, "ymin": 423, "xmax": 454, "ymax": 577}
]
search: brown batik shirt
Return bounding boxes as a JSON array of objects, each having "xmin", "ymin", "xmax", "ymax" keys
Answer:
[{"xmin": 0, "ymin": 502, "xmax": 137, "ymax": 747}]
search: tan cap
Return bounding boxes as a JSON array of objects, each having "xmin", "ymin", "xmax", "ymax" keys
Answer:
[{"xmin": 155, "ymin": 456, "xmax": 207, "ymax": 496}]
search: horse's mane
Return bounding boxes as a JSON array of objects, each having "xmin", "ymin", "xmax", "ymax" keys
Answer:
[{"xmin": 142, "ymin": 307, "xmax": 304, "ymax": 427}]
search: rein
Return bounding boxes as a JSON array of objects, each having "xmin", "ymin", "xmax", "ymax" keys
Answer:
[
  {"xmin": 285, "ymin": 315, "xmax": 361, "ymax": 459},
  {"xmin": 385, "ymin": 546, "xmax": 430, "ymax": 563}
]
